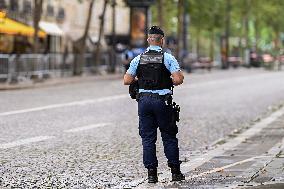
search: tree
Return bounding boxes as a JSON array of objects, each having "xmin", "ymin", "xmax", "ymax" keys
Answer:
[
  {"xmin": 151, "ymin": 0, "xmax": 284, "ymax": 65},
  {"xmin": 177, "ymin": 0, "xmax": 184, "ymax": 61},
  {"xmin": 262, "ymin": 0, "xmax": 284, "ymax": 51},
  {"xmin": 157, "ymin": 0, "xmax": 164, "ymax": 29},
  {"xmin": 223, "ymin": 0, "xmax": 231, "ymax": 68},
  {"xmin": 93, "ymin": 0, "xmax": 108, "ymax": 73},
  {"xmin": 207, "ymin": 0, "xmax": 224, "ymax": 62},
  {"xmin": 188, "ymin": 0, "xmax": 225, "ymax": 63},
  {"xmin": 33, "ymin": 0, "xmax": 43, "ymax": 53},
  {"xmin": 73, "ymin": 0, "xmax": 95, "ymax": 76},
  {"xmin": 151, "ymin": 0, "xmax": 178, "ymax": 34},
  {"xmin": 188, "ymin": 0, "xmax": 212, "ymax": 57}
]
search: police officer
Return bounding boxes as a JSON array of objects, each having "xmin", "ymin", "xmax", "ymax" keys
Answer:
[{"xmin": 123, "ymin": 26, "xmax": 185, "ymax": 183}]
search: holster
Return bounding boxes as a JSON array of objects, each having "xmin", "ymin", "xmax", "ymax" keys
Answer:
[
  {"xmin": 172, "ymin": 102, "xmax": 180, "ymax": 122},
  {"xmin": 129, "ymin": 80, "xmax": 139, "ymax": 100},
  {"xmin": 166, "ymin": 98, "xmax": 181, "ymax": 135}
]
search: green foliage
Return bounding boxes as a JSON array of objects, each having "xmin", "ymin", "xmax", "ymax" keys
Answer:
[
  {"xmin": 151, "ymin": 0, "xmax": 178, "ymax": 34},
  {"xmin": 151, "ymin": 0, "xmax": 284, "ymax": 52}
]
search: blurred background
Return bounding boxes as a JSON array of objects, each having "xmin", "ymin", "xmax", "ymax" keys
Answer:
[
  {"xmin": 1, "ymin": 1, "xmax": 284, "ymax": 188},
  {"xmin": 0, "ymin": 0, "xmax": 284, "ymax": 83}
]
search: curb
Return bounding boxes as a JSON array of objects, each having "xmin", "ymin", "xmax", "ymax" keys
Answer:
[
  {"xmin": 128, "ymin": 106, "xmax": 284, "ymax": 188},
  {"xmin": 0, "ymin": 74, "xmax": 123, "ymax": 91}
]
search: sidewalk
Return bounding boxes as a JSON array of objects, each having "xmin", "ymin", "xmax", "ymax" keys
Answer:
[
  {"xmin": 0, "ymin": 73, "xmax": 123, "ymax": 91},
  {"xmin": 170, "ymin": 107, "xmax": 284, "ymax": 188},
  {"xmin": 136, "ymin": 106, "xmax": 284, "ymax": 189}
]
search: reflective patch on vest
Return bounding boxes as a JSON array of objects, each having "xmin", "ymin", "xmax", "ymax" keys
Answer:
[{"xmin": 140, "ymin": 54, "xmax": 163, "ymax": 64}]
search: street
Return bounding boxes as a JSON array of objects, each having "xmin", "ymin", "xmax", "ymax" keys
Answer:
[{"xmin": 1, "ymin": 68, "xmax": 284, "ymax": 188}]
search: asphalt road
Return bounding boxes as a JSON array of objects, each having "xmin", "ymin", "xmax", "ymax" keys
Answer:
[{"xmin": 1, "ymin": 68, "xmax": 284, "ymax": 188}]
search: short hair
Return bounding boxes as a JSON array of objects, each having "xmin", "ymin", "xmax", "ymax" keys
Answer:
[{"xmin": 148, "ymin": 26, "xmax": 164, "ymax": 37}]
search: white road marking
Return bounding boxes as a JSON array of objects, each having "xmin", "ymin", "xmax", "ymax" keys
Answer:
[
  {"xmin": 0, "ymin": 123, "xmax": 113, "ymax": 149},
  {"xmin": 0, "ymin": 72, "xmax": 280, "ymax": 117},
  {"xmin": 237, "ymin": 136, "xmax": 284, "ymax": 185},
  {"xmin": 0, "ymin": 136, "xmax": 55, "ymax": 149},
  {"xmin": 177, "ymin": 72, "xmax": 279, "ymax": 91},
  {"xmin": 64, "ymin": 123, "xmax": 112, "ymax": 133},
  {"xmin": 187, "ymin": 156, "xmax": 257, "ymax": 179},
  {"xmin": 134, "ymin": 157, "xmax": 256, "ymax": 189},
  {"xmin": 0, "ymin": 94, "xmax": 128, "ymax": 117}
]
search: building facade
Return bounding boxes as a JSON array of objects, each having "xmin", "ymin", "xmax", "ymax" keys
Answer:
[{"xmin": 0, "ymin": 0, "xmax": 131, "ymax": 53}]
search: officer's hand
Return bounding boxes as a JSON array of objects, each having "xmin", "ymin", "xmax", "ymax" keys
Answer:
[
  {"xmin": 123, "ymin": 73, "xmax": 135, "ymax": 85},
  {"xmin": 171, "ymin": 71, "xmax": 184, "ymax": 86}
]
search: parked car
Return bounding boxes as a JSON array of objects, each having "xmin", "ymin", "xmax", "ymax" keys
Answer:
[
  {"xmin": 250, "ymin": 51, "xmax": 262, "ymax": 67},
  {"xmin": 197, "ymin": 57, "xmax": 212, "ymax": 70},
  {"xmin": 262, "ymin": 53, "xmax": 275, "ymax": 69},
  {"xmin": 278, "ymin": 54, "xmax": 284, "ymax": 64},
  {"xmin": 228, "ymin": 56, "xmax": 242, "ymax": 68}
]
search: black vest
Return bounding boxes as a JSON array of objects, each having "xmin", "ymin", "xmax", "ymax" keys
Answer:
[{"xmin": 137, "ymin": 50, "xmax": 173, "ymax": 90}]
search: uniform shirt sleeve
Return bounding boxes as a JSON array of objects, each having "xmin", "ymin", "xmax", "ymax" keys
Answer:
[
  {"xmin": 126, "ymin": 55, "xmax": 140, "ymax": 76},
  {"xmin": 164, "ymin": 52, "xmax": 181, "ymax": 73}
]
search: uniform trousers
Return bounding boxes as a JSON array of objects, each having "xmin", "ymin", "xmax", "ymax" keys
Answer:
[{"xmin": 138, "ymin": 95, "xmax": 180, "ymax": 169}]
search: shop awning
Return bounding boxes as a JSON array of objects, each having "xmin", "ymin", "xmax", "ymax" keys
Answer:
[
  {"xmin": 39, "ymin": 21, "xmax": 64, "ymax": 36},
  {"xmin": 0, "ymin": 12, "xmax": 46, "ymax": 38}
]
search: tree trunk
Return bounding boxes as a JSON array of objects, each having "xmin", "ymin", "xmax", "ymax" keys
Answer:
[
  {"xmin": 177, "ymin": 0, "xmax": 184, "ymax": 62},
  {"xmin": 183, "ymin": 11, "xmax": 189, "ymax": 53},
  {"xmin": 157, "ymin": 0, "xmax": 164, "ymax": 28},
  {"xmin": 274, "ymin": 29, "xmax": 280, "ymax": 50},
  {"xmin": 244, "ymin": 0, "xmax": 250, "ymax": 49},
  {"xmin": 254, "ymin": 18, "xmax": 259, "ymax": 52},
  {"xmin": 209, "ymin": 5, "xmax": 217, "ymax": 63},
  {"xmin": 73, "ymin": 0, "xmax": 95, "ymax": 76},
  {"xmin": 33, "ymin": 0, "xmax": 43, "ymax": 53},
  {"xmin": 242, "ymin": 0, "xmax": 251, "ymax": 66},
  {"xmin": 196, "ymin": 25, "xmax": 200, "ymax": 58},
  {"xmin": 109, "ymin": 0, "xmax": 116, "ymax": 73},
  {"xmin": 93, "ymin": 0, "xmax": 108, "ymax": 73},
  {"xmin": 223, "ymin": 0, "xmax": 231, "ymax": 69},
  {"xmin": 209, "ymin": 29, "xmax": 214, "ymax": 62}
]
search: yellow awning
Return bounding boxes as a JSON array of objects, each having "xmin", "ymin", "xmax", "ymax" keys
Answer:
[{"xmin": 0, "ymin": 13, "xmax": 46, "ymax": 38}]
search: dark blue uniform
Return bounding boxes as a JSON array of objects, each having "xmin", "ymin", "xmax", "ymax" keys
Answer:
[
  {"xmin": 138, "ymin": 95, "xmax": 180, "ymax": 168},
  {"xmin": 127, "ymin": 45, "xmax": 181, "ymax": 169}
]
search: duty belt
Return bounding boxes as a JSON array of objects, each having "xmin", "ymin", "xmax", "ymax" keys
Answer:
[{"xmin": 138, "ymin": 92, "xmax": 172, "ymax": 101}]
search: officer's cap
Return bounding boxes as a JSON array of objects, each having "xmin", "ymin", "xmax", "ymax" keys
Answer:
[{"xmin": 148, "ymin": 26, "xmax": 164, "ymax": 37}]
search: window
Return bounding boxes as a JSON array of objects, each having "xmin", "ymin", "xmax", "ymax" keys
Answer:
[
  {"xmin": 0, "ymin": 0, "xmax": 7, "ymax": 10},
  {"xmin": 46, "ymin": 4, "xmax": 54, "ymax": 17},
  {"xmin": 9, "ymin": 0, "xmax": 19, "ymax": 12},
  {"xmin": 56, "ymin": 7, "xmax": 65, "ymax": 21},
  {"xmin": 23, "ymin": 0, "xmax": 32, "ymax": 15}
]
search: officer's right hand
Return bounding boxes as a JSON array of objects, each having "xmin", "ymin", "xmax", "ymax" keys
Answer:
[{"xmin": 123, "ymin": 73, "xmax": 135, "ymax": 85}]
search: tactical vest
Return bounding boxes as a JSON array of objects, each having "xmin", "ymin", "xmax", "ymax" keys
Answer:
[{"xmin": 137, "ymin": 50, "xmax": 173, "ymax": 90}]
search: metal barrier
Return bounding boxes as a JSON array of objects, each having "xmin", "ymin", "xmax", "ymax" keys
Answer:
[
  {"xmin": 0, "ymin": 52, "xmax": 124, "ymax": 83},
  {"xmin": 0, "ymin": 54, "xmax": 10, "ymax": 81},
  {"xmin": 0, "ymin": 54, "xmax": 66, "ymax": 82},
  {"xmin": 0, "ymin": 55, "xmax": 17, "ymax": 82},
  {"xmin": 17, "ymin": 54, "xmax": 48, "ymax": 78}
]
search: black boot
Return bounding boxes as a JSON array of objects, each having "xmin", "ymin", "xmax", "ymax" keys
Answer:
[
  {"xmin": 148, "ymin": 168, "xmax": 158, "ymax": 183},
  {"xmin": 170, "ymin": 165, "xmax": 185, "ymax": 181}
]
